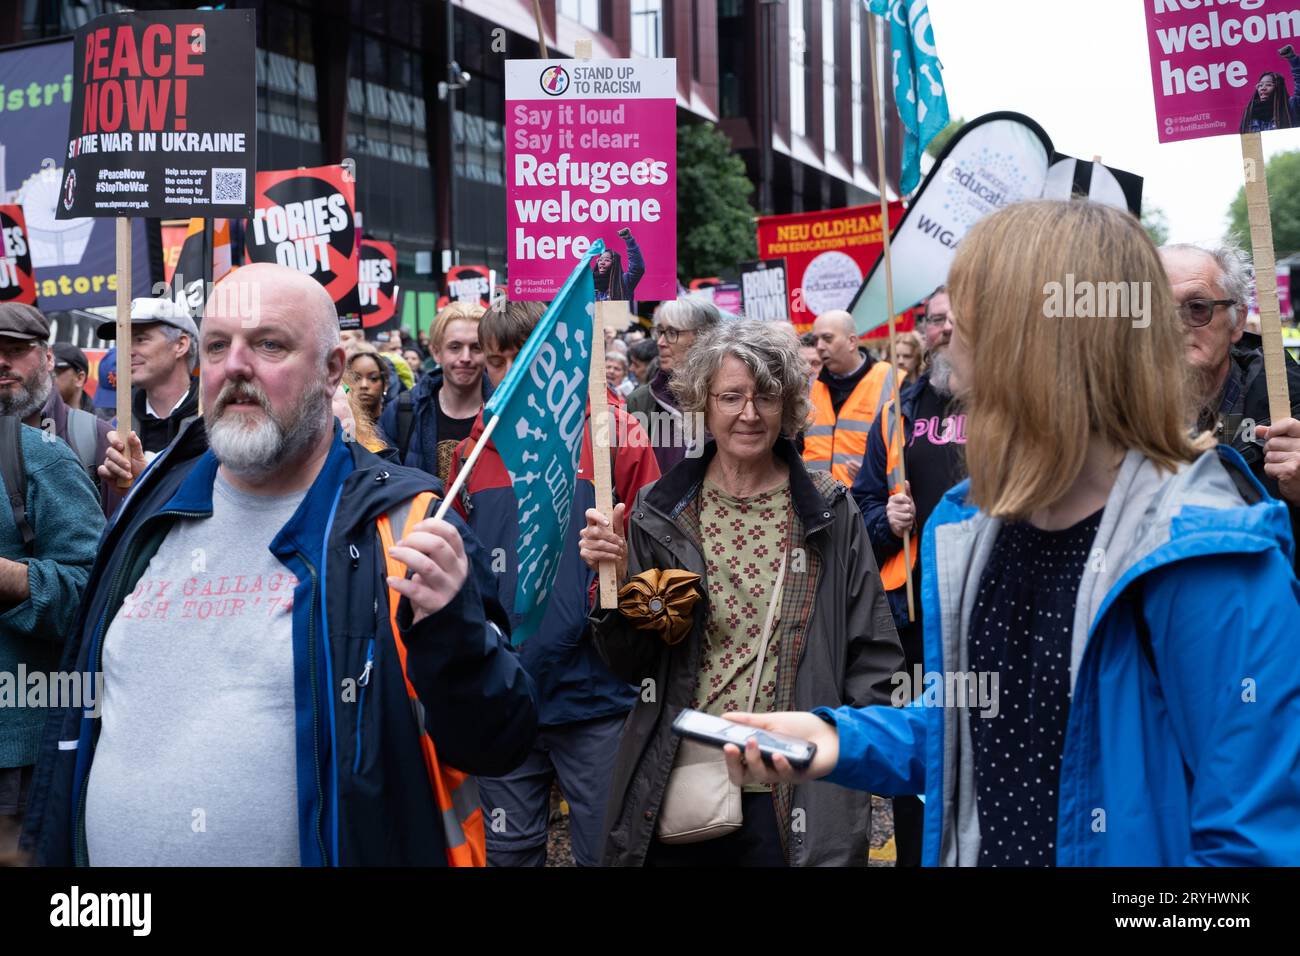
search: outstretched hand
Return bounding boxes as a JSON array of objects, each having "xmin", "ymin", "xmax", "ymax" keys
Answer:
[{"xmin": 720, "ymin": 711, "xmax": 840, "ymax": 786}]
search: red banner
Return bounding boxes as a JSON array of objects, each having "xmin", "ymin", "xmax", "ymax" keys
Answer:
[
  {"xmin": 0, "ymin": 205, "xmax": 38, "ymax": 305},
  {"xmin": 246, "ymin": 164, "xmax": 359, "ymax": 315},
  {"xmin": 756, "ymin": 202, "xmax": 905, "ymax": 330}
]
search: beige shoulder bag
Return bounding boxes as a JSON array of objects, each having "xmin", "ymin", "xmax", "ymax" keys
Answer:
[{"xmin": 655, "ymin": 547, "xmax": 789, "ymax": 845}]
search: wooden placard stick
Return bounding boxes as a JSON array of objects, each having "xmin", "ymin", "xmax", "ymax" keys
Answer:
[
  {"xmin": 531, "ymin": 0, "xmax": 548, "ymax": 58},
  {"xmin": 589, "ymin": 299, "xmax": 623, "ymax": 608},
  {"xmin": 571, "ymin": 36, "xmax": 619, "ymax": 607},
  {"xmin": 114, "ymin": 216, "xmax": 133, "ymax": 490},
  {"xmin": 867, "ymin": 12, "xmax": 915, "ymax": 623},
  {"xmin": 1240, "ymin": 132, "xmax": 1292, "ymax": 424}
]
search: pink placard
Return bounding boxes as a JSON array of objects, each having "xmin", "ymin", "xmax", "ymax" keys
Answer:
[
  {"xmin": 506, "ymin": 58, "xmax": 677, "ymax": 303},
  {"xmin": 1145, "ymin": 1, "xmax": 1300, "ymax": 143}
]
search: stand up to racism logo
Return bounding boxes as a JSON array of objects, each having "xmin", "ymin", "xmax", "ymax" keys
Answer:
[{"xmin": 540, "ymin": 65, "xmax": 569, "ymax": 96}]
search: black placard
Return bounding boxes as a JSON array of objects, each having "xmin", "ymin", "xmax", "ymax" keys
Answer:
[{"xmin": 56, "ymin": 10, "xmax": 256, "ymax": 220}]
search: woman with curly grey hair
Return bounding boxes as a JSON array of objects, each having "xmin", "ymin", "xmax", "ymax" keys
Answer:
[{"xmin": 577, "ymin": 319, "xmax": 903, "ymax": 867}]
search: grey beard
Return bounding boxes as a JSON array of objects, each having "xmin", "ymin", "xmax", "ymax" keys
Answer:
[
  {"xmin": 0, "ymin": 369, "xmax": 51, "ymax": 420},
  {"xmin": 928, "ymin": 350, "xmax": 953, "ymax": 398},
  {"xmin": 207, "ymin": 385, "xmax": 330, "ymax": 482}
]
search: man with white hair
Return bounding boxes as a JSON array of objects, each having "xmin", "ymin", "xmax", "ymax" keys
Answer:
[
  {"xmin": 24, "ymin": 263, "xmax": 537, "ymax": 867},
  {"xmin": 804, "ymin": 309, "xmax": 904, "ymax": 485},
  {"xmin": 1161, "ymin": 242, "xmax": 1300, "ymax": 572},
  {"xmin": 96, "ymin": 297, "xmax": 201, "ymax": 459}
]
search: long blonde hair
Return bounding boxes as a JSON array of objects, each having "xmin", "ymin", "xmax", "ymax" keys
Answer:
[{"xmin": 948, "ymin": 200, "xmax": 1212, "ymax": 519}]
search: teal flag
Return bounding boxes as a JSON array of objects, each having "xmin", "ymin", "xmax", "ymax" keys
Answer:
[
  {"xmin": 868, "ymin": 0, "xmax": 950, "ymax": 196},
  {"xmin": 483, "ymin": 241, "xmax": 602, "ymax": 645}
]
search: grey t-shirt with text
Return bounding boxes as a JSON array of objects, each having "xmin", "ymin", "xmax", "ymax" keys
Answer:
[{"xmin": 85, "ymin": 472, "xmax": 307, "ymax": 866}]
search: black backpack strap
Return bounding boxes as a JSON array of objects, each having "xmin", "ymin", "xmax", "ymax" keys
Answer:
[
  {"xmin": 396, "ymin": 391, "xmax": 415, "ymax": 462},
  {"xmin": 0, "ymin": 416, "xmax": 34, "ymax": 554},
  {"xmin": 65, "ymin": 407, "xmax": 99, "ymax": 475}
]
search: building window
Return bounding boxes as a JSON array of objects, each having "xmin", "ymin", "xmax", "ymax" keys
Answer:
[
  {"xmin": 345, "ymin": 0, "xmax": 435, "ymax": 252},
  {"xmin": 632, "ymin": 0, "xmax": 663, "ymax": 57},
  {"xmin": 558, "ymin": 0, "xmax": 600, "ymax": 31},
  {"xmin": 822, "ymin": 0, "xmax": 837, "ymax": 154},
  {"xmin": 256, "ymin": 0, "xmax": 322, "ymax": 170},
  {"xmin": 790, "ymin": 0, "xmax": 806, "ymax": 136},
  {"xmin": 718, "ymin": 0, "xmax": 745, "ymax": 118}
]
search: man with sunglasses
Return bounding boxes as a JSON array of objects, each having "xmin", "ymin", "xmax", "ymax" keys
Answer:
[{"xmin": 1162, "ymin": 242, "xmax": 1300, "ymax": 572}]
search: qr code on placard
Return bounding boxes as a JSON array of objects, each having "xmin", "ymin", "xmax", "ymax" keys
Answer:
[{"xmin": 211, "ymin": 167, "xmax": 246, "ymax": 204}]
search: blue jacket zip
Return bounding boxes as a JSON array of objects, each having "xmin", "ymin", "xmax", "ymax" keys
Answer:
[{"xmin": 353, "ymin": 641, "xmax": 375, "ymax": 773}]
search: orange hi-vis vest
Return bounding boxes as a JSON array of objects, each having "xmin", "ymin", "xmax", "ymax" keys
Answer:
[
  {"xmin": 376, "ymin": 491, "xmax": 487, "ymax": 867},
  {"xmin": 804, "ymin": 360, "xmax": 904, "ymax": 486},
  {"xmin": 877, "ymin": 397, "xmax": 916, "ymax": 592}
]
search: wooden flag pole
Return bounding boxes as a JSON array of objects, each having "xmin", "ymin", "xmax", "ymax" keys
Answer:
[
  {"xmin": 1240, "ymin": 132, "xmax": 1292, "ymax": 424},
  {"xmin": 114, "ymin": 216, "xmax": 133, "ymax": 489},
  {"xmin": 867, "ymin": 11, "xmax": 915, "ymax": 623},
  {"xmin": 531, "ymin": 0, "xmax": 548, "ymax": 57}
]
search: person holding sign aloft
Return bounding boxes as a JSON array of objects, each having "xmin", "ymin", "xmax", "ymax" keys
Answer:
[
  {"xmin": 592, "ymin": 227, "xmax": 645, "ymax": 311},
  {"xmin": 1239, "ymin": 46, "xmax": 1300, "ymax": 133}
]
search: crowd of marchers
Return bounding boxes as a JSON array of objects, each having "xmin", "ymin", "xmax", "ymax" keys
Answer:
[{"xmin": 2, "ymin": 199, "xmax": 1299, "ymax": 867}]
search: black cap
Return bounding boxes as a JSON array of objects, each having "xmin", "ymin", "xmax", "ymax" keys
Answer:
[
  {"xmin": 52, "ymin": 342, "xmax": 89, "ymax": 375},
  {"xmin": 0, "ymin": 303, "xmax": 50, "ymax": 342}
]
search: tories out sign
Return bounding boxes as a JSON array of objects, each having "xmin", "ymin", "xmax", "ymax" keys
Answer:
[
  {"xmin": 1144, "ymin": 0, "xmax": 1300, "ymax": 143},
  {"xmin": 246, "ymin": 164, "xmax": 360, "ymax": 316},
  {"xmin": 505, "ymin": 58, "xmax": 676, "ymax": 303},
  {"xmin": 358, "ymin": 239, "xmax": 398, "ymax": 333},
  {"xmin": 0, "ymin": 206, "xmax": 37, "ymax": 304},
  {"xmin": 57, "ymin": 9, "xmax": 256, "ymax": 219}
]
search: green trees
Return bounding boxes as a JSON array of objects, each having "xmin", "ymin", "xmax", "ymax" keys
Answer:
[
  {"xmin": 1228, "ymin": 150, "xmax": 1300, "ymax": 256},
  {"xmin": 676, "ymin": 121, "xmax": 757, "ymax": 281}
]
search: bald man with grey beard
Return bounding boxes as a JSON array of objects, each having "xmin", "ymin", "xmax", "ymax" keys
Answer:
[{"xmin": 24, "ymin": 264, "xmax": 538, "ymax": 867}]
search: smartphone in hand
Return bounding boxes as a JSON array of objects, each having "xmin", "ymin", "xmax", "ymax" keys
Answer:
[{"xmin": 671, "ymin": 708, "xmax": 816, "ymax": 771}]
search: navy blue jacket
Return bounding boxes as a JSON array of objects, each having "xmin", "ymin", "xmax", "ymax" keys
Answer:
[
  {"xmin": 852, "ymin": 375, "xmax": 925, "ymax": 630},
  {"xmin": 22, "ymin": 418, "xmax": 538, "ymax": 866},
  {"xmin": 379, "ymin": 369, "xmax": 494, "ymax": 477},
  {"xmin": 447, "ymin": 401, "xmax": 659, "ymax": 726}
]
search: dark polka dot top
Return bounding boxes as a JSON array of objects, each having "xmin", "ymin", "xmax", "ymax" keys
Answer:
[{"xmin": 968, "ymin": 508, "xmax": 1104, "ymax": 867}]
